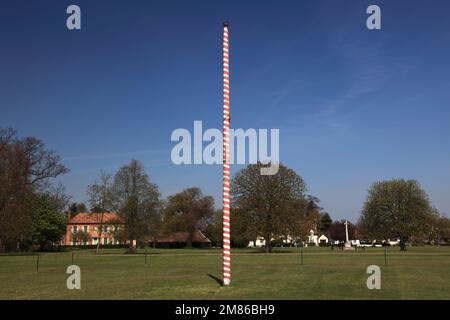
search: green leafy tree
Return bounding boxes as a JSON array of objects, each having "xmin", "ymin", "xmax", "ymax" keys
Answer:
[
  {"xmin": 231, "ymin": 163, "xmax": 308, "ymax": 253},
  {"xmin": 32, "ymin": 193, "xmax": 67, "ymax": 250},
  {"xmin": 163, "ymin": 187, "xmax": 214, "ymax": 247},
  {"xmin": 437, "ymin": 216, "xmax": 450, "ymax": 241},
  {"xmin": 359, "ymin": 179, "xmax": 435, "ymax": 251},
  {"xmin": 320, "ymin": 212, "xmax": 333, "ymax": 235},
  {"xmin": 423, "ymin": 212, "xmax": 450, "ymax": 245}
]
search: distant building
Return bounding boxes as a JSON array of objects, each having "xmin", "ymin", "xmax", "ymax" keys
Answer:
[
  {"xmin": 307, "ymin": 229, "xmax": 329, "ymax": 246},
  {"xmin": 155, "ymin": 231, "xmax": 212, "ymax": 248},
  {"xmin": 64, "ymin": 212, "xmax": 124, "ymax": 246},
  {"xmin": 248, "ymin": 237, "xmax": 267, "ymax": 247},
  {"xmin": 318, "ymin": 234, "xmax": 329, "ymax": 244},
  {"xmin": 248, "ymin": 236, "xmax": 295, "ymax": 248}
]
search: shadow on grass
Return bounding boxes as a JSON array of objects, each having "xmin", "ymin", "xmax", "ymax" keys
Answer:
[{"xmin": 207, "ymin": 274, "xmax": 224, "ymax": 286}]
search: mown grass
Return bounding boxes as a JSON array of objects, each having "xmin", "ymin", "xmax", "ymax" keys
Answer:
[{"xmin": 0, "ymin": 246, "xmax": 449, "ymax": 299}]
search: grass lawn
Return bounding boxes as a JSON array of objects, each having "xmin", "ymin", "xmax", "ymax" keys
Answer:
[{"xmin": 1, "ymin": 246, "xmax": 449, "ymax": 299}]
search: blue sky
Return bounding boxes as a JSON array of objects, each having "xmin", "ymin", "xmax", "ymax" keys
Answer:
[{"xmin": 1, "ymin": 0, "xmax": 449, "ymax": 222}]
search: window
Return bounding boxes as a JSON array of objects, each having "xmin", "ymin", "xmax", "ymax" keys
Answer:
[
  {"xmin": 73, "ymin": 226, "xmax": 78, "ymax": 233},
  {"xmin": 103, "ymin": 238, "xmax": 108, "ymax": 245},
  {"xmin": 103, "ymin": 226, "xmax": 108, "ymax": 233},
  {"xmin": 83, "ymin": 226, "xmax": 88, "ymax": 232}
]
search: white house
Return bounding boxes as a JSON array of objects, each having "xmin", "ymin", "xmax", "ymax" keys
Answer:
[
  {"xmin": 318, "ymin": 234, "xmax": 329, "ymax": 244},
  {"xmin": 307, "ymin": 229, "xmax": 329, "ymax": 246},
  {"xmin": 248, "ymin": 235, "xmax": 295, "ymax": 247},
  {"xmin": 248, "ymin": 237, "xmax": 266, "ymax": 247}
]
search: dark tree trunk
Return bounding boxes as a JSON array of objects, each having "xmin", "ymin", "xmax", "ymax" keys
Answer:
[
  {"xmin": 186, "ymin": 231, "xmax": 194, "ymax": 248},
  {"xmin": 95, "ymin": 213, "xmax": 105, "ymax": 255},
  {"xmin": 265, "ymin": 237, "xmax": 272, "ymax": 253},
  {"xmin": 96, "ymin": 229, "xmax": 103, "ymax": 255},
  {"xmin": 400, "ymin": 237, "xmax": 407, "ymax": 251}
]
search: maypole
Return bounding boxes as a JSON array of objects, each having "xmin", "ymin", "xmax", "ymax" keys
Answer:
[{"xmin": 222, "ymin": 21, "xmax": 231, "ymax": 286}]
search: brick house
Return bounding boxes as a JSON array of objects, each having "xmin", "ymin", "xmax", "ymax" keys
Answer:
[{"xmin": 65, "ymin": 212, "xmax": 124, "ymax": 246}]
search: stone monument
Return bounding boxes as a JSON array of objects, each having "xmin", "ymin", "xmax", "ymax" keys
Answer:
[{"xmin": 344, "ymin": 220, "xmax": 355, "ymax": 251}]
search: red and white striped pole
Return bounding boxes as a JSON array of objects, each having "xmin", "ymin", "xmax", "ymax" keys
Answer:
[{"xmin": 222, "ymin": 21, "xmax": 231, "ymax": 286}]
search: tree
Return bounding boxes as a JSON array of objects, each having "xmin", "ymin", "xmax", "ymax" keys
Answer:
[
  {"xmin": 32, "ymin": 190, "xmax": 68, "ymax": 250},
  {"xmin": 163, "ymin": 187, "xmax": 214, "ymax": 247},
  {"xmin": 146, "ymin": 203, "xmax": 164, "ymax": 248},
  {"xmin": 422, "ymin": 212, "xmax": 450, "ymax": 245},
  {"xmin": 319, "ymin": 212, "xmax": 333, "ymax": 235},
  {"xmin": 436, "ymin": 216, "xmax": 450, "ymax": 241},
  {"xmin": 203, "ymin": 209, "xmax": 223, "ymax": 247},
  {"xmin": 231, "ymin": 163, "xmax": 308, "ymax": 253},
  {"xmin": 112, "ymin": 159, "xmax": 161, "ymax": 252},
  {"xmin": 87, "ymin": 172, "xmax": 115, "ymax": 213},
  {"xmin": 71, "ymin": 230, "xmax": 92, "ymax": 246},
  {"xmin": 87, "ymin": 172, "xmax": 116, "ymax": 254},
  {"xmin": 359, "ymin": 179, "xmax": 435, "ymax": 251},
  {"xmin": 306, "ymin": 195, "xmax": 322, "ymax": 213},
  {"xmin": 292, "ymin": 208, "xmax": 321, "ymax": 245},
  {"xmin": 329, "ymin": 220, "xmax": 357, "ymax": 242},
  {"xmin": 69, "ymin": 202, "xmax": 87, "ymax": 215},
  {"xmin": 0, "ymin": 128, "xmax": 68, "ymax": 251}
]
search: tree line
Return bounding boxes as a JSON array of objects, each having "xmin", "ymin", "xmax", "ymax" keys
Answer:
[{"xmin": 1, "ymin": 128, "xmax": 449, "ymax": 252}]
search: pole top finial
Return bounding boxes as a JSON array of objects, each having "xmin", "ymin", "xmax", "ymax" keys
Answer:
[{"xmin": 223, "ymin": 21, "xmax": 229, "ymax": 27}]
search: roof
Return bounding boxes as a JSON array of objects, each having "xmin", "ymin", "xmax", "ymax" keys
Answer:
[
  {"xmin": 157, "ymin": 231, "xmax": 211, "ymax": 243},
  {"xmin": 67, "ymin": 212, "xmax": 124, "ymax": 224}
]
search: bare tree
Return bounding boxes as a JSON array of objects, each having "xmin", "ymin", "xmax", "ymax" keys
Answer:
[
  {"xmin": 112, "ymin": 160, "xmax": 160, "ymax": 252},
  {"xmin": 87, "ymin": 172, "xmax": 116, "ymax": 254}
]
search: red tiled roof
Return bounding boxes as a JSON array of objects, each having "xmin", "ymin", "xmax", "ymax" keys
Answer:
[
  {"xmin": 157, "ymin": 231, "xmax": 211, "ymax": 243},
  {"xmin": 67, "ymin": 212, "xmax": 124, "ymax": 224}
]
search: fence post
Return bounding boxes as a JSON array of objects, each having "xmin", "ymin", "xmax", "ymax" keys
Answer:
[
  {"xmin": 36, "ymin": 255, "xmax": 40, "ymax": 273},
  {"xmin": 384, "ymin": 247, "xmax": 387, "ymax": 266},
  {"xmin": 301, "ymin": 247, "xmax": 304, "ymax": 265}
]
